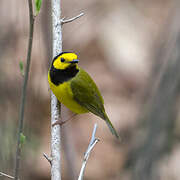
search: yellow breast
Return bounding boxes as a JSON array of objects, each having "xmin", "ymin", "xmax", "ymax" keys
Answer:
[{"xmin": 48, "ymin": 72, "xmax": 88, "ymax": 114}]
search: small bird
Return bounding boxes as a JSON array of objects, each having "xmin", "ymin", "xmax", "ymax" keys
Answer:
[{"xmin": 48, "ymin": 52, "xmax": 119, "ymax": 138}]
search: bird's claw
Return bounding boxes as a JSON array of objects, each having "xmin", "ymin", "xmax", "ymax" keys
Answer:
[{"xmin": 52, "ymin": 120, "xmax": 66, "ymax": 127}]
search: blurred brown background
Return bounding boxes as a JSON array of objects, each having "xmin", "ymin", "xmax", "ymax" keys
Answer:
[{"xmin": 1, "ymin": 0, "xmax": 180, "ymax": 180}]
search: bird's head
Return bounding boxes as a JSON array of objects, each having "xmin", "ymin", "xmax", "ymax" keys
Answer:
[{"xmin": 52, "ymin": 52, "xmax": 79, "ymax": 70}]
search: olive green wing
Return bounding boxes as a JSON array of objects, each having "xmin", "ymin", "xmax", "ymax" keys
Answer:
[
  {"xmin": 71, "ymin": 68, "xmax": 119, "ymax": 138},
  {"xmin": 70, "ymin": 68, "xmax": 105, "ymax": 119}
]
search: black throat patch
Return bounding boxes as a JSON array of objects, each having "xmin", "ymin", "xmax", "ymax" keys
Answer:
[{"xmin": 49, "ymin": 64, "xmax": 79, "ymax": 85}]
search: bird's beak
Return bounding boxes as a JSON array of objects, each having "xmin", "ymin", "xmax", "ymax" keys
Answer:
[{"xmin": 68, "ymin": 59, "xmax": 79, "ymax": 63}]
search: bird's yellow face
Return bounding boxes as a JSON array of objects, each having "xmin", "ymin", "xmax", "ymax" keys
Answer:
[{"xmin": 53, "ymin": 52, "xmax": 79, "ymax": 70}]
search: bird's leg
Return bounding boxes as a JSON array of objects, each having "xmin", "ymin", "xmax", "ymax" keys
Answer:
[
  {"xmin": 52, "ymin": 120, "xmax": 66, "ymax": 126},
  {"xmin": 52, "ymin": 114, "xmax": 77, "ymax": 127}
]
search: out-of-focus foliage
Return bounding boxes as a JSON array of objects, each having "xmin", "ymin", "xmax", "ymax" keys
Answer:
[
  {"xmin": 35, "ymin": 0, "xmax": 42, "ymax": 15},
  {"xmin": 19, "ymin": 61, "xmax": 24, "ymax": 76}
]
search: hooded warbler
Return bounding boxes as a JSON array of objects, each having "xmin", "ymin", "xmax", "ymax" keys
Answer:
[{"xmin": 48, "ymin": 52, "xmax": 119, "ymax": 138}]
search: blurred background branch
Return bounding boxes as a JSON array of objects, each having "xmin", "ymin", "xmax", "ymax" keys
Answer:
[{"xmin": 126, "ymin": 2, "xmax": 180, "ymax": 180}]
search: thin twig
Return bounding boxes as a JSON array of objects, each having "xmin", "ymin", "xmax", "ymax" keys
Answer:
[
  {"xmin": 78, "ymin": 124, "xmax": 100, "ymax": 180},
  {"xmin": 50, "ymin": 2, "xmax": 84, "ymax": 179},
  {"xmin": 14, "ymin": 0, "xmax": 34, "ymax": 180},
  {"xmin": 51, "ymin": 0, "xmax": 62, "ymax": 179},
  {"xmin": 87, "ymin": 123, "xmax": 97, "ymax": 150},
  {"xmin": 43, "ymin": 153, "xmax": 52, "ymax": 165},
  {"xmin": 84, "ymin": 139, "xmax": 99, "ymax": 161},
  {"xmin": 0, "ymin": 171, "xmax": 17, "ymax": 179},
  {"xmin": 61, "ymin": 12, "xmax": 84, "ymax": 25}
]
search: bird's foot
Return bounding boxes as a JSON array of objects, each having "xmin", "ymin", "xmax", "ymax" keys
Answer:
[
  {"xmin": 52, "ymin": 114, "xmax": 77, "ymax": 127},
  {"xmin": 52, "ymin": 120, "xmax": 67, "ymax": 127}
]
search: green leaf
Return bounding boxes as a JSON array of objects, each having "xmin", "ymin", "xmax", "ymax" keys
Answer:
[
  {"xmin": 19, "ymin": 61, "xmax": 24, "ymax": 76},
  {"xmin": 19, "ymin": 133, "xmax": 26, "ymax": 148},
  {"xmin": 35, "ymin": 0, "xmax": 42, "ymax": 15}
]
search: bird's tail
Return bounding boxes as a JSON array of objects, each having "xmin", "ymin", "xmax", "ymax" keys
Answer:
[{"xmin": 103, "ymin": 113, "xmax": 119, "ymax": 139}]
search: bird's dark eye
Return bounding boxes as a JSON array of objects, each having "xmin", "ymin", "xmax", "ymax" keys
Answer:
[{"xmin": 61, "ymin": 58, "xmax": 65, "ymax": 62}]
